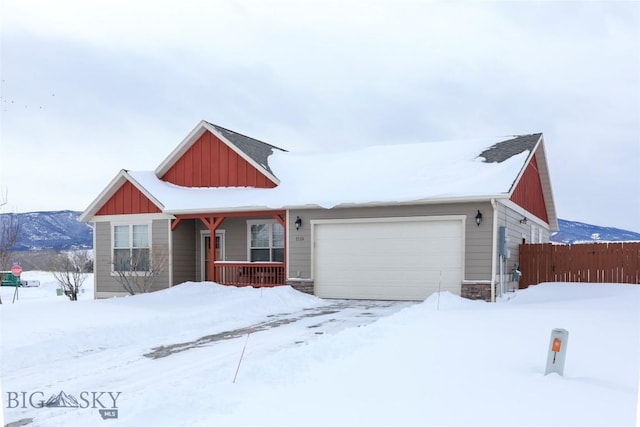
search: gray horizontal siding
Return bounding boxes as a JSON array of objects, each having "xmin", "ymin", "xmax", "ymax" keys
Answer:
[
  {"xmin": 172, "ymin": 220, "xmax": 196, "ymax": 285},
  {"xmin": 94, "ymin": 221, "xmax": 115, "ymax": 293},
  {"xmin": 150, "ymin": 219, "xmax": 170, "ymax": 292},
  {"xmin": 288, "ymin": 202, "xmax": 494, "ymax": 282},
  {"xmin": 94, "ymin": 218, "xmax": 171, "ymax": 295}
]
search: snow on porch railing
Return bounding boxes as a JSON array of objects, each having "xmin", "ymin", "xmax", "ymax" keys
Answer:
[{"xmin": 213, "ymin": 262, "xmax": 286, "ymax": 287}]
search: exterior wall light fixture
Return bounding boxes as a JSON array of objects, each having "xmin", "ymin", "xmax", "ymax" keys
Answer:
[
  {"xmin": 520, "ymin": 217, "xmax": 528, "ymax": 224},
  {"xmin": 295, "ymin": 216, "xmax": 302, "ymax": 230},
  {"xmin": 475, "ymin": 210, "xmax": 483, "ymax": 227}
]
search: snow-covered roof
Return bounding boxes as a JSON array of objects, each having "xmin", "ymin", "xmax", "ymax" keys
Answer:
[{"xmin": 125, "ymin": 134, "xmax": 541, "ymax": 214}]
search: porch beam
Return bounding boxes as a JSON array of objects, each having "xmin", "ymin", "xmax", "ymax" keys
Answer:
[
  {"xmin": 273, "ymin": 213, "xmax": 286, "ymax": 228},
  {"xmin": 198, "ymin": 216, "xmax": 224, "ymax": 229},
  {"xmin": 170, "ymin": 217, "xmax": 183, "ymax": 231},
  {"xmin": 173, "ymin": 210, "xmax": 286, "ymax": 220}
]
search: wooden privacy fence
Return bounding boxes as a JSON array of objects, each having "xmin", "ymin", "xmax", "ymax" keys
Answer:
[{"xmin": 519, "ymin": 242, "xmax": 640, "ymax": 288}]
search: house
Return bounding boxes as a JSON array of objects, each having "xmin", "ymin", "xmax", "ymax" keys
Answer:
[{"xmin": 79, "ymin": 120, "xmax": 558, "ymax": 302}]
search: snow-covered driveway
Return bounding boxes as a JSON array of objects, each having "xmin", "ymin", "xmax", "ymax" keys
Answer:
[
  {"xmin": 1, "ymin": 280, "xmax": 413, "ymax": 426},
  {"xmin": 143, "ymin": 299, "xmax": 414, "ymax": 360}
]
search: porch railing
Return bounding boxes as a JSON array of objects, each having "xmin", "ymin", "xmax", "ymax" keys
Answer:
[{"xmin": 213, "ymin": 262, "xmax": 286, "ymax": 287}]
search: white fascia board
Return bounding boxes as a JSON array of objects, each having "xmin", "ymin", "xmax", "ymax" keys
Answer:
[
  {"xmin": 78, "ymin": 170, "xmax": 129, "ymax": 223},
  {"xmin": 155, "ymin": 120, "xmax": 209, "ymax": 177},
  {"xmin": 165, "ymin": 195, "xmax": 507, "ymax": 216},
  {"xmin": 531, "ymin": 137, "xmax": 559, "ymax": 231},
  {"xmin": 306, "ymin": 195, "xmax": 507, "ymax": 210},
  {"xmin": 506, "ymin": 134, "xmax": 543, "ymax": 197}
]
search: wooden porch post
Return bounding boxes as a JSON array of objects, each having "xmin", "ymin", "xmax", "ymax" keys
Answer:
[
  {"xmin": 199, "ymin": 216, "xmax": 225, "ymax": 283},
  {"xmin": 274, "ymin": 213, "xmax": 287, "ymax": 285}
]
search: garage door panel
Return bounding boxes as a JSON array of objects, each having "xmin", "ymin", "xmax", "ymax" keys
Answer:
[{"xmin": 314, "ymin": 218, "xmax": 464, "ymax": 301}]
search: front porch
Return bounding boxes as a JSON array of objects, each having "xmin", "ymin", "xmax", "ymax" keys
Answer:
[
  {"xmin": 170, "ymin": 210, "xmax": 288, "ymax": 288},
  {"xmin": 214, "ymin": 262, "xmax": 285, "ymax": 287}
]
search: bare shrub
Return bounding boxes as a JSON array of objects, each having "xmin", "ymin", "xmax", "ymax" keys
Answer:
[
  {"xmin": 51, "ymin": 251, "xmax": 91, "ymax": 301},
  {"xmin": 113, "ymin": 246, "xmax": 168, "ymax": 295}
]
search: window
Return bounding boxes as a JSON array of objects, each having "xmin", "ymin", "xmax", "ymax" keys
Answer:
[
  {"xmin": 248, "ymin": 221, "xmax": 284, "ymax": 262},
  {"xmin": 113, "ymin": 224, "xmax": 150, "ymax": 271}
]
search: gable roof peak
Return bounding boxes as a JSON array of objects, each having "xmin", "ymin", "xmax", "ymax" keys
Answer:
[
  {"xmin": 205, "ymin": 121, "xmax": 287, "ymax": 153},
  {"xmin": 479, "ymin": 133, "xmax": 542, "ymax": 164},
  {"xmin": 78, "ymin": 169, "xmax": 164, "ymax": 222},
  {"xmin": 204, "ymin": 121, "xmax": 287, "ymax": 177},
  {"xmin": 155, "ymin": 120, "xmax": 284, "ymax": 184}
]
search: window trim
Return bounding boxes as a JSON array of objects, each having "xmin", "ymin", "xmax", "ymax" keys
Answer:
[
  {"xmin": 110, "ymin": 221, "xmax": 152, "ymax": 274},
  {"xmin": 246, "ymin": 219, "xmax": 284, "ymax": 262}
]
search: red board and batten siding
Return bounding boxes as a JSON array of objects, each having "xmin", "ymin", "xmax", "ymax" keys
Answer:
[
  {"xmin": 509, "ymin": 154, "xmax": 549, "ymax": 223},
  {"xmin": 96, "ymin": 180, "xmax": 161, "ymax": 215},
  {"xmin": 161, "ymin": 131, "xmax": 276, "ymax": 188}
]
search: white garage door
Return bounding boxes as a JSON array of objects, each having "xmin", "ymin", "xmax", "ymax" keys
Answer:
[{"xmin": 313, "ymin": 217, "xmax": 464, "ymax": 301}]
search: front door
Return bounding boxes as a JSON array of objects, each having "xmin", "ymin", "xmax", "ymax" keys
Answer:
[{"xmin": 202, "ymin": 231, "xmax": 225, "ymax": 281}]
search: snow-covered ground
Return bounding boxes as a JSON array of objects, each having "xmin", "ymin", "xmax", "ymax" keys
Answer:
[{"xmin": 1, "ymin": 272, "xmax": 639, "ymax": 427}]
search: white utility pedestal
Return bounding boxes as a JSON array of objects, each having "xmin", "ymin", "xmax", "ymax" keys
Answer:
[{"xmin": 545, "ymin": 328, "xmax": 569, "ymax": 376}]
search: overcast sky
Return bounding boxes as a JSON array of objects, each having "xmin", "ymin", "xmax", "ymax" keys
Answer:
[{"xmin": 1, "ymin": 1, "xmax": 639, "ymax": 232}]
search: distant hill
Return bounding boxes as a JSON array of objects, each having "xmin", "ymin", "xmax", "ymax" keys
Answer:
[
  {"xmin": 1, "ymin": 211, "xmax": 638, "ymax": 251},
  {"xmin": 551, "ymin": 219, "xmax": 640, "ymax": 244},
  {"xmin": 1, "ymin": 210, "xmax": 93, "ymax": 251}
]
